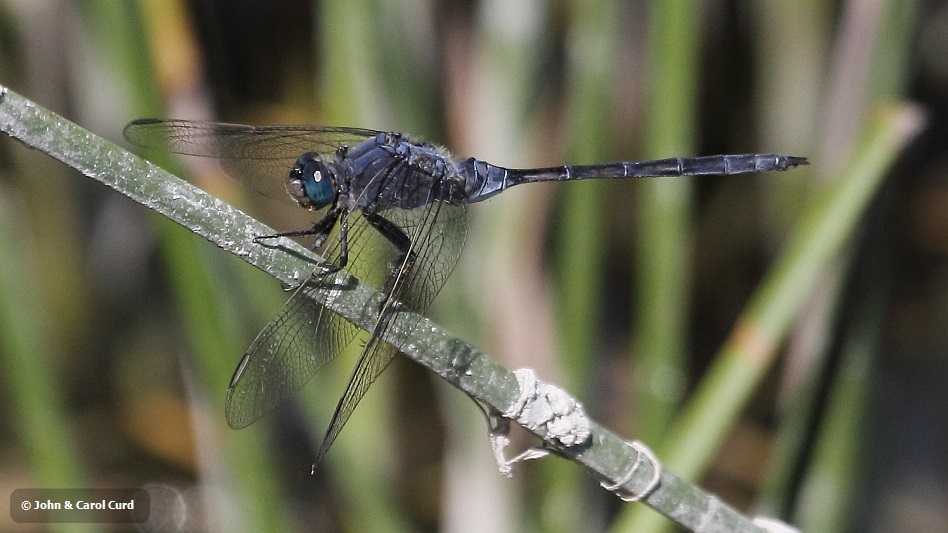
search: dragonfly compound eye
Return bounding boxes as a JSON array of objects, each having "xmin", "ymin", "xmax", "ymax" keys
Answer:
[{"xmin": 287, "ymin": 152, "xmax": 335, "ymax": 209}]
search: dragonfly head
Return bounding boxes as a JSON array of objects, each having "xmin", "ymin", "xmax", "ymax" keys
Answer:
[{"xmin": 287, "ymin": 152, "xmax": 336, "ymax": 210}]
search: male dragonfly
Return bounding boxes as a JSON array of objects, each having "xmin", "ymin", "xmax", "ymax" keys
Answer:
[{"xmin": 124, "ymin": 119, "xmax": 807, "ymax": 467}]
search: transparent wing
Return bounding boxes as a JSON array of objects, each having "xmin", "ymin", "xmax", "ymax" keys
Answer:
[
  {"xmin": 313, "ymin": 198, "xmax": 469, "ymax": 466},
  {"xmin": 224, "ymin": 279, "xmax": 360, "ymax": 430},
  {"xmin": 223, "ymin": 209, "xmax": 397, "ymax": 429},
  {"xmin": 123, "ymin": 119, "xmax": 381, "ymax": 202},
  {"xmin": 223, "ymin": 201, "xmax": 467, "ymax": 436}
]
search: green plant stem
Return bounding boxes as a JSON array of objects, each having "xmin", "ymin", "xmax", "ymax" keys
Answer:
[
  {"xmin": 0, "ymin": 184, "xmax": 95, "ymax": 533},
  {"xmin": 633, "ymin": 0, "xmax": 699, "ymax": 447},
  {"xmin": 615, "ymin": 103, "xmax": 925, "ymax": 532}
]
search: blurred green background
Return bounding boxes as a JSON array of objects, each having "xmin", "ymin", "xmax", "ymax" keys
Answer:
[{"xmin": 0, "ymin": 0, "xmax": 945, "ymax": 532}]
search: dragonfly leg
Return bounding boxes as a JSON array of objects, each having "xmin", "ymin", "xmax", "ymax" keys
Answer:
[
  {"xmin": 253, "ymin": 206, "xmax": 351, "ymax": 277},
  {"xmin": 364, "ymin": 212, "xmax": 417, "ymax": 305},
  {"xmin": 331, "ymin": 209, "xmax": 350, "ymax": 272},
  {"xmin": 253, "ymin": 206, "xmax": 341, "ymax": 244},
  {"xmin": 308, "ymin": 208, "xmax": 350, "ymax": 277}
]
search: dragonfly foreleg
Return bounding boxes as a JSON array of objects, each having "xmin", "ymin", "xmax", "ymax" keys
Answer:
[{"xmin": 253, "ymin": 206, "xmax": 349, "ymax": 276}]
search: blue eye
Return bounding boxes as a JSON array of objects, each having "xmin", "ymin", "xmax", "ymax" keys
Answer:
[
  {"xmin": 302, "ymin": 159, "xmax": 335, "ymax": 207},
  {"xmin": 288, "ymin": 152, "xmax": 336, "ymax": 209}
]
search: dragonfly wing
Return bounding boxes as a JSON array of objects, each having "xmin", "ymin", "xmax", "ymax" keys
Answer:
[
  {"xmin": 225, "ymin": 277, "xmax": 360, "ymax": 430},
  {"xmin": 314, "ymin": 336, "xmax": 399, "ymax": 466},
  {"xmin": 123, "ymin": 120, "xmax": 382, "ymax": 158},
  {"xmin": 312, "ymin": 198, "xmax": 469, "ymax": 466},
  {"xmin": 123, "ymin": 120, "xmax": 381, "ymax": 202},
  {"xmin": 381, "ymin": 201, "xmax": 470, "ymax": 312}
]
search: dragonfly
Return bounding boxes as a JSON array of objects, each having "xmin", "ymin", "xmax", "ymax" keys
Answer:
[{"xmin": 123, "ymin": 119, "xmax": 807, "ymax": 467}]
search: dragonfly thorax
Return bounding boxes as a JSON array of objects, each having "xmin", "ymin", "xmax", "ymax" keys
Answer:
[{"xmin": 287, "ymin": 151, "xmax": 336, "ymax": 209}]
